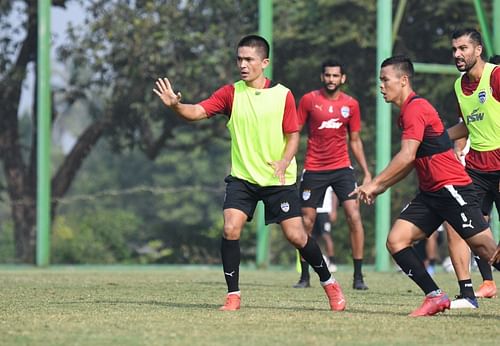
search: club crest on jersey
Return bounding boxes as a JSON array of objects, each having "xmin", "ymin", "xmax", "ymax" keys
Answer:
[
  {"xmin": 281, "ymin": 201, "xmax": 290, "ymax": 212},
  {"xmin": 478, "ymin": 90, "xmax": 487, "ymax": 104},
  {"xmin": 341, "ymin": 106, "xmax": 350, "ymax": 118},
  {"xmin": 302, "ymin": 189, "xmax": 311, "ymax": 200}
]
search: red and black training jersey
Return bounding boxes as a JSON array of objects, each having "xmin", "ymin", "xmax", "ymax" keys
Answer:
[
  {"xmin": 298, "ymin": 90, "xmax": 361, "ymax": 171},
  {"xmin": 198, "ymin": 78, "xmax": 299, "ymax": 134},
  {"xmin": 400, "ymin": 92, "xmax": 472, "ymax": 191}
]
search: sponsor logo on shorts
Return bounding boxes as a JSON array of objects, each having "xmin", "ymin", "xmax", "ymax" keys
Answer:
[
  {"xmin": 461, "ymin": 212, "xmax": 474, "ymax": 229},
  {"xmin": 281, "ymin": 201, "xmax": 290, "ymax": 213},
  {"xmin": 302, "ymin": 189, "xmax": 311, "ymax": 200}
]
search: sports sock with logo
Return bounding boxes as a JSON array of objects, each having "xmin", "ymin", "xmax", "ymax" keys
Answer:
[
  {"xmin": 298, "ymin": 237, "xmax": 331, "ymax": 282},
  {"xmin": 221, "ymin": 237, "xmax": 240, "ymax": 293},
  {"xmin": 458, "ymin": 279, "xmax": 475, "ymax": 298},
  {"xmin": 392, "ymin": 246, "xmax": 439, "ymax": 295},
  {"xmin": 473, "ymin": 253, "xmax": 493, "ymax": 281}
]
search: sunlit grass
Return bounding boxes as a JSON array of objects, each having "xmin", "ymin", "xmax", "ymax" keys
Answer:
[{"xmin": 0, "ymin": 266, "xmax": 498, "ymax": 345}]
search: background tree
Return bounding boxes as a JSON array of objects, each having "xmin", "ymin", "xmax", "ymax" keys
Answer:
[
  {"xmin": 0, "ymin": 0, "xmax": 492, "ymax": 264},
  {"xmin": 0, "ymin": 0, "xmax": 257, "ymax": 263}
]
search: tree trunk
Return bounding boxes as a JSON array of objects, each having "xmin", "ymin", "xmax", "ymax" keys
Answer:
[{"xmin": 11, "ymin": 196, "xmax": 37, "ymax": 263}]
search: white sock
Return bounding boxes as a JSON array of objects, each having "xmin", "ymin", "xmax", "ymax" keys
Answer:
[
  {"xmin": 320, "ymin": 277, "xmax": 336, "ymax": 287},
  {"xmin": 426, "ymin": 289, "xmax": 442, "ymax": 297},
  {"xmin": 227, "ymin": 291, "xmax": 241, "ymax": 296}
]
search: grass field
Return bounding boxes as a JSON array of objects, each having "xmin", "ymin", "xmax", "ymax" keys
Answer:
[{"xmin": 1, "ymin": 266, "xmax": 499, "ymax": 345}]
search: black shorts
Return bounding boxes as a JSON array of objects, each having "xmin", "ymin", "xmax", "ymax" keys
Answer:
[
  {"xmin": 223, "ymin": 175, "xmax": 302, "ymax": 225},
  {"xmin": 467, "ymin": 168, "xmax": 500, "ymax": 219},
  {"xmin": 300, "ymin": 168, "xmax": 357, "ymax": 208},
  {"xmin": 312, "ymin": 212, "xmax": 332, "ymax": 238},
  {"xmin": 398, "ymin": 184, "xmax": 489, "ymax": 239}
]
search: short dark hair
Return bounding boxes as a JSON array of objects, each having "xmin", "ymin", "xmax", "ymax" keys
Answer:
[
  {"xmin": 321, "ymin": 60, "xmax": 344, "ymax": 74},
  {"xmin": 381, "ymin": 55, "xmax": 414, "ymax": 82},
  {"xmin": 489, "ymin": 55, "xmax": 500, "ymax": 65},
  {"xmin": 237, "ymin": 35, "xmax": 269, "ymax": 59},
  {"xmin": 451, "ymin": 28, "xmax": 483, "ymax": 47}
]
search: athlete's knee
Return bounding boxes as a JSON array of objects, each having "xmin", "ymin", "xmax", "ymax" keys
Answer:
[
  {"xmin": 223, "ymin": 222, "xmax": 242, "ymax": 240},
  {"xmin": 282, "ymin": 218, "xmax": 308, "ymax": 247},
  {"xmin": 286, "ymin": 229, "xmax": 307, "ymax": 248},
  {"xmin": 386, "ymin": 231, "xmax": 410, "ymax": 254}
]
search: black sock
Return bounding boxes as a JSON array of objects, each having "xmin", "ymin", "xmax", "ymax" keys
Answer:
[
  {"xmin": 221, "ymin": 238, "xmax": 240, "ymax": 293},
  {"xmin": 298, "ymin": 237, "xmax": 331, "ymax": 282},
  {"xmin": 353, "ymin": 258, "xmax": 363, "ymax": 279},
  {"xmin": 458, "ymin": 279, "xmax": 475, "ymax": 298},
  {"xmin": 329, "ymin": 256, "xmax": 336, "ymax": 264},
  {"xmin": 392, "ymin": 247, "xmax": 439, "ymax": 295},
  {"xmin": 299, "ymin": 260, "xmax": 310, "ymax": 281},
  {"xmin": 473, "ymin": 253, "xmax": 493, "ymax": 281}
]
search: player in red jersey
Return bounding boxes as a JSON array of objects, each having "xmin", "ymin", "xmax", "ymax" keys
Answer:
[
  {"xmin": 444, "ymin": 29, "xmax": 500, "ymax": 308},
  {"xmin": 294, "ymin": 60, "xmax": 371, "ymax": 290},
  {"xmin": 351, "ymin": 55, "xmax": 500, "ymax": 316}
]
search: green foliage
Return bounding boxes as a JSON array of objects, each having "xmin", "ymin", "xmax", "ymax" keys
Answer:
[
  {"xmin": 1, "ymin": 0, "xmax": 494, "ymax": 264},
  {"xmin": 52, "ymin": 210, "xmax": 141, "ymax": 264}
]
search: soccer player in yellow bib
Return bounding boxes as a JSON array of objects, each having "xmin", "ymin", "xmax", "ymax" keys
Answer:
[
  {"xmin": 446, "ymin": 28, "xmax": 500, "ymax": 309},
  {"xmin": 153, "ymin": 35, "xmax": 346, "ymax": 312}
]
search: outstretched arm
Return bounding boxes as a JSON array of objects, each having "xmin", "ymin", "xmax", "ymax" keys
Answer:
[
  {"xmin": 350, "ymin": 139, "xmax": 420, "ymax": 204},
  {"xmin": 447, "ymin": 121, "xmax": 468, "ymax": 141},
  {"xmin": 349, "ymin": 131, "xmax": 372, "ymax": 185},
  {"xmin": 153, "ymin": 77, "xmax": 208, "ymax": 121},
  {"xmin": 268, "ymin": 131, "xmax": 299, "ymax": 185}
]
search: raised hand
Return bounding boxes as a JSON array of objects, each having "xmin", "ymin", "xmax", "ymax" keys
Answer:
[{"xmin": 153, "ymin": 78, "xmax": 182, "ymax": 108}]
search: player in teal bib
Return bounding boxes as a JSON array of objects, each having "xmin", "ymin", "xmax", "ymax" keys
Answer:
[{"xmin": 154, "ymin": 35, "xmax": 346, "ymax": 312}]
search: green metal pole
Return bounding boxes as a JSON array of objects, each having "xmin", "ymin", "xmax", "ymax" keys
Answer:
[
  {"xmin": 413, "ymin": 63, "xmax": 459, "ymax": 75},
  {"xmin": 473, "ymin": 0, "xmax": 494, "ymax": 58},
  {"xmin": 256, "ymin": 0, "xmax": 272, "ymax": 268},
  {"xmin": 491, "ymin": 0, "xmax": 500, "ymax": 242},
  {"xmin": 375, "ymin": 0, "xmax": 392, "ymax": 272},
  {"xmin": 36, "ymin": 0, "xmax": 51, "ymax": 267},
  {"xmin": 392, "ymin": 0, "xmax": 407, "ymax": 44},
  {"xmin": 494, "ymin": 0, "xmax": 500, "ymax": 53}
]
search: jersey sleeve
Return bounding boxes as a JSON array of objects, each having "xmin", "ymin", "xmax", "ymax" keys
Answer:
[
  {"xmin": 283, "ymin": 90, "xmax": 300, "ymax": 133},
  {"xmin": 348, "ymin": 99, "xmax": 361, "ymax": 133},
  {"xmin": 492, "ymin": 66, "xmax": 500, "ymax": 101},
  {"xmin": 297, "ymin": 92, "xmax": 311, "ymax": 127},
  {"xmin": 401, "ymin": 103, "xmax": 425, "ymax": 142},
  {"xmin": 198, "ymin": 84, "xmax": 234, "ymax": 117}
]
